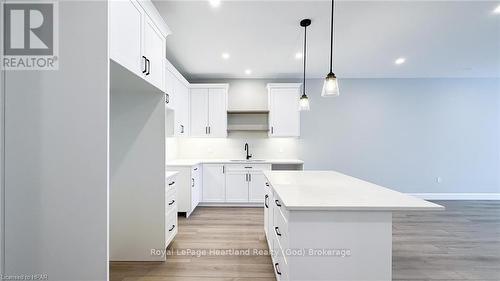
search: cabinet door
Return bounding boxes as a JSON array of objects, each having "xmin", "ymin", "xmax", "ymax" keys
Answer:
[
  {"xmin": 191, "ymin": 165, "xmax": 201, "ymax": 211},
  {"xmin": 190, "ymin": 89, "xmax": 209, "ymax": 137},
  {"xmin": 269, "ymin": 88, "xmax": 300, "ymax": 137},
  {"xmin": 202, "ymin": 164, "xmax": 226, "ymax": 202},
  {"xmin": 165, "ymin": 70, "xmax": 175, "ymax": 110},
  {"xmin": 180, "ymin": 84, "xmax": 190, "ymax": 136},
  {"xmin": 109, "ymin": 0, "xmax": 143, "ymax": 76},
  {"xmin": 264, "ymin": 183, "xmax": 271, "ymax": 237},
  {"xmin": 143, "ymin": 15, "xmax": 165, "ymax": 91},
  {"xmin": 225, "ymin": 171, "xmax": 249, "ymax": 202},
  {"xmin": 207, "ymin": 88, "xmax": 227, "ymax": 137},
  {"xmin": 249, "ymin": 172, "xmax": 267, "ymax": 203}
]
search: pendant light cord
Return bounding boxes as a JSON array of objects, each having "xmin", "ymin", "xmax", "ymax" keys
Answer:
[
  {"xmin": 303, "ymin": 24, "xmax": 307, "ymax": 94},
  {"xmin": 329, "ymin": 0, "xmax": 334, "ymax": 72}
]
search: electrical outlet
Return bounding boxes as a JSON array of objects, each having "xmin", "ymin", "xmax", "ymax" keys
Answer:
[{"xmin": 436, "ymin": 177, "xmax": 442, "ymax": 184}]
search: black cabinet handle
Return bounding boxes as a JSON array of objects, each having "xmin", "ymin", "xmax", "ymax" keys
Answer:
[
  {"xmin": 271, "ymin": 126, "xmax": 274, "ymax": 134},
  {"xmin": 245, "ymin": 174, "xmax": 248, "ymax": 182},
  {"xmin": 168, "ymin": 200, "xmax": 175, "ymax": 206},
  {"xmin": 146, "ymin": 58, "xmax": 150, "ymax": 75},
  {"xmin": 205, "ymin": 126, "xmax": 208, "ymax": 134},
  {"xmin": 168, "ymin": 225, "xmax": 175, "ymax": 232},
  {"xmin": 168, "ymin": 181, "xmax": 175, "ymax": 186},
  {"xmin": 265, "ymin": 182, "xmax": 269, "ymax": 187},
  {"xmin": 208, "ymin": 126, "xmax": 211, "ymax": 134},
  {"xmin": 142, "ymin": 56, "xmax": 147, "ymax": 73},
  {"xmin": 275, "ymin": 226, "xmax": 282, "ymax": 236},
  {"xmin": 194, "ymin": 167, "xmax": 198, "ymax": 171},
  {"xmin": 244, "ymin": 166, "xmax": 252, "ymax": 169},
  {"xmin": 165, "ymin": 93, "xmax": 170, "ymax": 104},
  {"xmin": 249, "ymin": 174, "xmax": 251, "ymax": 181},
  {"xmin": 192, "ymin": 178, "xmax": 194, "ymax": 187},
  {"xmin": 180, "ymin": 125, "xmax": 184, "ymax": 134},
  {"xmin": 222, "ymin": 165, "xmax": 225, "ymax": 174},
  {"xmin": 275, "ymin": 200, "xmax": 282, "ymax": 207},
  {"xmin": 264, "ymin": 195, "xmax": 269, "ymax": 208},
  {"xmin": 274, "ymin": 263, "xmax": 281, "ymax": 275}
]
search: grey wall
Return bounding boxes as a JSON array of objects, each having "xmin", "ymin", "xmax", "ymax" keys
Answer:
[
  {"xmin": 300, "ymin": 78, "xmax": 500, "ymax": 193},
  {"xmin": 3, "ymin": 2, "xmax": 108, "ymax": 280}
]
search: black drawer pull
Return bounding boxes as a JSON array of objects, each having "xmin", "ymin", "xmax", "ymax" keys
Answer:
[
  {"xmin": 194, "ymin": 168, "xmax": 198, "ymax": 171},
  {"xmin": 274, "ymin": 227, "xmax": 282, "ymax": 236},
  {"xmin": 192, "ymin": 178, "xmax": 194, "ymax": 187},
  {"xmin": 275, "ymin": 200, "xmax": 282, "ymax": 207},
  {"xmin": 168, "ymin": 181, "xmax": 175, "ymax": 186},
  {"xmin": 265, "ymin": 182, "xmax": 269, "ymax": 187},
  {"xmin": 244, "ymin": 166, "xmax": 252, "ymax": 169},
  {"xmin": 168, "ymin": 200, "xmax": 175, "ymax": 206},
  {"xmin": 264, "ymin": 195, "xmax": 269, "ymax": 208},
  {"xmin": 168, "ymin": 225, "xmax": 175, "ymax": 232},
  {"xmin": 274, "ymin": 263, "xmax": 281, "ymax": 275}
]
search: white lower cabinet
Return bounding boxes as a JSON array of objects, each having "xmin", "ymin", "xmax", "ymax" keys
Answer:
[
  {"xmin": 166, "ymin": 164, "xmax": 201, "ymax": 217},
  {"xmin": 264, "ymin": 182, "xmax": 392, "ymax": 281},
  {"xmin": 202, "ymin": 164, "xmax": 226, "ymax": 202},
  {"xmin": 249, "ymin": 172, "xmax": 267, "ymax": 203},
  {"xmin": 165, "ymin": 174, "xmax": 178, "ymax": 249},
  {"xmin": 225, "ymin": 171, "xmax": 249, "ymax": 202},
  {"xmin": 222, "ymin": 164, "xmax": 271, "ymax": 203}
]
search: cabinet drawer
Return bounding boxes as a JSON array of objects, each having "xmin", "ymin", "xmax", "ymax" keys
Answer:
[
  {"xmin": 273, "ymin": 200, "xmax": 289, "ymax": 254},
  {"xmin": 166, "ymin": 179, "xmax": 176, "ymax": 193},
  {"xmin": 165, "ymin": 208, "xmax": 178, "ymax": 242},
  {"xmin": 166, "ymin": 190, "xmax": 177, "ymax": 213},
  {"xmin": 272, "ymin": 234, "xmax": 289, "ymax": 281},
  {"xmin": 273, "ymin": 193, "xmax": 289, "ymax": 220},
  {"xmin": 225, "ymin": 163, "xmax": 271, "ymax": 171}
]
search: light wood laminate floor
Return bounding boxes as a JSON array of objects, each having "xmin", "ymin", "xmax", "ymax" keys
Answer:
[{"xmin": 110, "ymin": 201, "xmax": 500, "ymax": 281}]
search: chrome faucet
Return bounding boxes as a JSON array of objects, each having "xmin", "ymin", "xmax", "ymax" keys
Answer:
[{"xmin": 244, "ymin": 142, "xmax": 252, "ymax": 160}]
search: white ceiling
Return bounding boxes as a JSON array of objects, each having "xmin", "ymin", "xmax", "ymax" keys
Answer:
[{"xmin": 153, "ymin": 0, "xmax": 500, "ymax": 80}]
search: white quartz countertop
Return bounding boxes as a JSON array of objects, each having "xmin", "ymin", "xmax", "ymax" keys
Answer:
[
  {"xmin": 166, "ymin": 158, "xmax": 304, "ymax": 166},
  {"xmin": 264, "ymin": 171, "xmax": 444, "ymax": 211}
]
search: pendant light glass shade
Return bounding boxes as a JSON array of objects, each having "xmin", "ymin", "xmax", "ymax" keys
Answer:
[
  {"xmin": 299, "ymin": 93, "xmax": 310, "ymax": 111},
  {"xmin": 323, "ymin": 0, "xmax": 340, "ymax": 97},
  {"xmin": 321, "ymin": 72, "xmax": 339, "ymax": 97}
]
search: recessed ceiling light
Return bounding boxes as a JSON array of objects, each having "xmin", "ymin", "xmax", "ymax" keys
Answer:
[
  {"xmin": 295, "ymin": 52, "xmax": 303, "ymax": 59},
  {"xmin": 208, "ymin": 0, "xmax": 221, "ymax": 8},
  {"xmin": 493, "ymin": 4, "xmax": 500, "ymax": 14},
  {"xmin": 245, "ymin": 69, "xmax": 252, "ymax": 75},
  {"xmin": 221, "ymin": 52, "xmax": 230, "ymax": 60},
  {"xmin": 395, "ymin": 57, "xmax": 406, "ymax": 65}
]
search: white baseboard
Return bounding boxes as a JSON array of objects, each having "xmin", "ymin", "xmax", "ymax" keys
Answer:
[{"xmin": 408, "ymin": 193, "xmax": 500, "ymax": 200}]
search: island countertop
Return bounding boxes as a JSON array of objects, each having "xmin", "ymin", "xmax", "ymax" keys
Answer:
[{"xmin": 264, "ymin": 171, "xmax": 444, "ymax": 211}]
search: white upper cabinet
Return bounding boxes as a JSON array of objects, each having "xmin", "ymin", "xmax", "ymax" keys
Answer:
[
  {"xmin": 267, "ymin": 83, "xmax": 301, "ymax": 137},
  {"xmin": 143, "ymin": 16, "xmax": 165, "ymax": 90},
  {"xmin": 190, "ymin": 88, "xmax": 210, "ymax": 136},
  {"xmin": 165, "ymin": 60, "xmax": 190, "ymax": 137},
  {"xmin": 109, "ymin": 0, "xmax": 143, "ymax": 76},
  {"xmin": 110, "ymin": 0, "xmax": 168, "ymax": 92},
  {"xmin": 208, "ymin": 88, "xmax": 228, "ymax": 137},
  {"xmin": 190, "ymin": 85, "xmax": 228, "ymax": 137}
]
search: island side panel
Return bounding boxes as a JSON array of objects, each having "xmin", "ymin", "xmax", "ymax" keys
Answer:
[{"xmin": 287, "ymin": 211, "xmax": 392, "ymax": 281}]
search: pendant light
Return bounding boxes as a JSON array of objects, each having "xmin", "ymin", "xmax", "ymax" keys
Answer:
[
  {"xmin": 322, "ymin": 0, "xmax": 340, "ymax": 97},
  {"xmin": 299, "ymin": 19, "xmax": 311, "ymax": 111}
]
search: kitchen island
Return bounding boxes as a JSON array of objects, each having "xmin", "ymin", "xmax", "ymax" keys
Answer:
[{"xmin": 263, "ymin": 171, "xmax": 444, "ymax": 281}]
